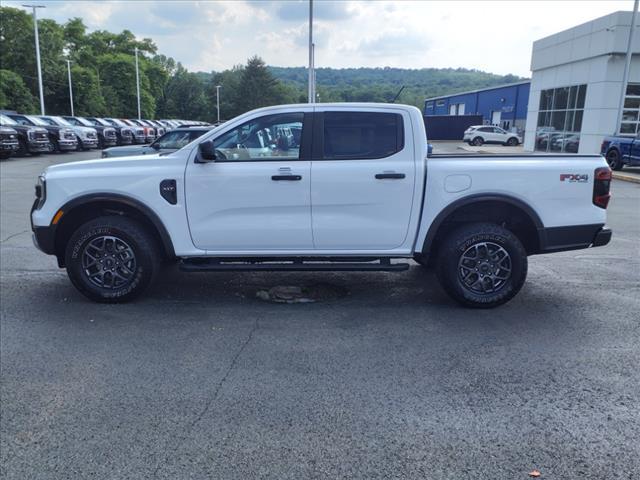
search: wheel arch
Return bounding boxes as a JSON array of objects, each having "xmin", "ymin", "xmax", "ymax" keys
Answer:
[
  {"xmin": 53, "ymin": 193, "xmax": 175, "ymax": 266},
  {"xmin": 421, "ymin": 194, "xmax": 544, "ymax": 259}
]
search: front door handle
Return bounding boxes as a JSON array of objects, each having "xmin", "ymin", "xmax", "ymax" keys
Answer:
[
  {"xmin": 272, "ymin": 175, "xmax": 302, "ymax": 181},
  {"xmin": 375, "ymin": 173, "xmax": 405, "ymax": 179}
]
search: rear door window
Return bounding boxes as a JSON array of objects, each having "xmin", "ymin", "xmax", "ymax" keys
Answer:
[{"xmin": 321, "ymin": 112, "xmax": 404, "ymax": 160}]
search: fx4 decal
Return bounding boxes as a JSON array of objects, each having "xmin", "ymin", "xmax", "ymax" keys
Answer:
[{"xmin": 560, "ymin": 173, "xmax": 588, "ymax": 183}]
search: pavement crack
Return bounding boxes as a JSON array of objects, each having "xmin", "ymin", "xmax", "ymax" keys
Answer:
[
  {"xmin": 151, "ymin": 317, "xmax": 259, "ymax": 478},
  {"xmin": 0, "ymin": 230, "xmax": 29, "ymax": 244}
]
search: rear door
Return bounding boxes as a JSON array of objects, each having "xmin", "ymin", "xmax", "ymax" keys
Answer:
[{"xmin": 310, "ymin": 108, "xmax": 416, "ymax": 250}]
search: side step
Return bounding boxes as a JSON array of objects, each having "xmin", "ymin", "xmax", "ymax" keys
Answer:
[{"xmin": 179, "ymin": 257, "xmax": 410, "ymax": 272}]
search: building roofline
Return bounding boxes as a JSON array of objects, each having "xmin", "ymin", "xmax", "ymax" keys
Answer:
[{"xmin": 424, "ymin": 80, "xmax": 531, "ymax": 103}]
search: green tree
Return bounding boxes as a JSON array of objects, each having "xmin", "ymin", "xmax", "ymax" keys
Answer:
[
  {"xmin": 234, "ymin": 56, "xmax": 288, "ymax": 114},
  {"xmin": 0, "ymin": 69, "xmax": 37, "ymax": 113}
]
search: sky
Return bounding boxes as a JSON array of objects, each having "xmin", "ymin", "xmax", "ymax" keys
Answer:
[{"xmin": 5, "ymin": 0, "xmax": 633, "ymax": 77}]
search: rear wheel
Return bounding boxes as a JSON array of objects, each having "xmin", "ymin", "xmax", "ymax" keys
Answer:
[
  {"xmin": 471, "ymin": 137, "xmax": 484, "ymax": 146},
  {"xmin": 606, "ymin": 149, "xmax": 623, "ymax": 171},
  {"xmin": 436, "ymin": 223, "xmax": 527, "ymax": 308},
  {"xmin": 64, "ymin": 216, "xmax": 160, "ymax": 303}
]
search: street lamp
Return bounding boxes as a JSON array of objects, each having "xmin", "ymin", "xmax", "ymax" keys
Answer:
[
  {"xmin": 134, "ymin": 47, "xmax": 141, "ymax": 120},
  {"xmin": 22, "ymin": 4, "xmax": 46, "ymax": 115},
  {"xmin": 66, "ymin": 59, "xmax": 74, "ymax": 116},
  {"xmin": 215, "ymin": 85, "xmax": 221, "ymax": 124},
  {"xmin": 308, "ymin": 0, "xmax": 315, "ymax": 103}
]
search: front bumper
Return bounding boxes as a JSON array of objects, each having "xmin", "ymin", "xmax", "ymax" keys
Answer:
[
  {"xmin": 103, "ymin": 137, "xmax": 118, "ymax": 147},
  {"xmin": 0, "ymin": 140, "xmax": 19, "ymax": 152},
  {"xmin": 28, "ymin": 140, "xmax": 51, "ymax": 152},
  {"xmin": 133, "ymin": 135, "xmax": 146, "ymax": 144},
  {"xmin": 80, "ymin": 138, "xmax": 99, "ymax": 148},
  {"xmin": 58, "ymin": 139, "xmax": 78, "ymax": 151}
]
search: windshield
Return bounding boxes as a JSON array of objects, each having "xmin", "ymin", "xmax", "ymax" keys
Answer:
[
  {"xmin": 25, "ymin": 115, "xmax": 48, "ymax": 126},
  {"xmin": 74, "ymin": 117, "xmax": 94, "ymax": 127},
  {"xmin": 87, "ymin": 117, "xmax": 109, "ymax": 127},
  {"xmin": 106, "ymin": 118, "xmax": 127, "ymax": 127},
  {"xmin": 0, "ymin": 114, "xmax": 18, "ymax": 126},
  {"xmin": 52, "ymin": 116, "xmax": 73, "ymax": 126},
  {"xmin": 39, "ymin": 117, "xmax": 59, "ymax": 126}
]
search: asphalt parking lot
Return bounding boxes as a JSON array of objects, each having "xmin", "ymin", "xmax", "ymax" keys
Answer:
[{"xmin": 1, "ymin": 151, "xmax": 639, "ymax": 479}]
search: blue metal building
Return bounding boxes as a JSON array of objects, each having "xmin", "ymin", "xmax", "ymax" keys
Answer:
[{"xmin": 424, "ymin": 81, "xmax": 530, "ymax": 132}]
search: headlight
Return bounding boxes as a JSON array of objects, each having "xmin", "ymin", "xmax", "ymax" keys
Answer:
[{"xmin": 34, "ymin": 175, "xmax": 46, "ymax": 210}]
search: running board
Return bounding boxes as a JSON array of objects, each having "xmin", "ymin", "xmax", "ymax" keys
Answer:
[{"xmin": 180, "ymin": 257, "xmax": 410, "ymax": 272}]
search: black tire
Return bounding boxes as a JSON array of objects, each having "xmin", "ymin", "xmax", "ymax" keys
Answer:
[
  {"xmin": 17, "ymin": 138, "xmax": 28, "ymax": 156},
  {"xmin": 606, "ymin": 149, "xmax": 623, "ymax": 171},
  {"xmin": 0, "ymin": 152, "xmax": 11, "ymax": 160},
  {"xmin": 436, "ymin": 223, "xmax": 527, "ymax": 308},
  {"xmin": 471, "ymin": 136, "xmax": 484, "ymax": 146},
  {"xmin": 64, "ymin": 216, "xmax": 160, "ymax": 303},
  {"xmin": 506, "ymin": 137, "xmax": 519, "ymax": 146}
]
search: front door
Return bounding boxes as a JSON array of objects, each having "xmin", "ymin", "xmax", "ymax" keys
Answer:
[
  {"xmin": 310, "ymin": 109, "xmax": 416, "ymax": 250},
  {"xmin": 185, "ymin": 111, "xmax": 313, "ymax": 252}
]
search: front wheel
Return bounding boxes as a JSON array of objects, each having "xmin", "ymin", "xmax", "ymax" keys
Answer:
[
  {"xmin": 65, "ymin": 216, "xmax": 160, "ymax": 303},
  {"xmin": 606, "ymin": 150, "xmax": 623, "ymax": 171},
  {"xmin": 506, "ymin": 137, "xmax": 519, "ymax": 146},
  {"xmin": 436, "ymin": 223, "xmax": 527, "ymax": 308}
]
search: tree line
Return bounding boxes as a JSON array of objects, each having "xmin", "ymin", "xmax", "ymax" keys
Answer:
[{"xmin": 0, "ymin": 6, "xmax": 525, "ymax": 122}]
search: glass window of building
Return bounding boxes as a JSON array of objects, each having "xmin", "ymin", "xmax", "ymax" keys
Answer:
[
  {"xmin": 620, "ymin": 83, "xmax": 640, "ymax": 135},
  {"xmin": 535, "ymin": 84, "xmax": 586, "ymax": 153}
]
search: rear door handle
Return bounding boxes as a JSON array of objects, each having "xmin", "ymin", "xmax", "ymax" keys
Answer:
[
  {"xmin": 375, "ymin": 173, "xmax": 405, "ymax": 179},
  {"xmin": 272, "ymin": 175, "xmax": 302, "ymax": 181}
]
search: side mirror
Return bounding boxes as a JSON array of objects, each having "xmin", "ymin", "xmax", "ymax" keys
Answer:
[
  {"xmin": 151, "ymin": 142, "xmax": 160, "ymax": 150},
  {"xmin": 196, "ymin": 140, "xmax": 216, "ymax": 163}
]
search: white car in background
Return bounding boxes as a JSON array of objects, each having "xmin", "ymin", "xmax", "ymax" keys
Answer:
[{"xmin": 464, "ymin": 126, "xmax": 522, "ymax": 146}]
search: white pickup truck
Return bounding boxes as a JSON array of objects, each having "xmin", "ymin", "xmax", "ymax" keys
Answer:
[{"xmin": 31, "ymin": 103, "xmax": 612, "ymax": 308}]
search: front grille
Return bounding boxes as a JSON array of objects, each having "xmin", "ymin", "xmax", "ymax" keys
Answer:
[
  {"xmin": 64, "ymin": 132, "xmax": 76, "ymax": 140},
  {"xmin": 87, "ymin": 132, "xmax": 97, "ymax": 139},
  {"xmin": 105, "ymin": 129, "xmax": 116, "ymax": 137},
  {"xmin": 122, "ymin": 130, "xmax": 132, "ymax": 137},
  {"xmin": 35, "ymin": 132, "xmax": 48, "ymax": 140}
]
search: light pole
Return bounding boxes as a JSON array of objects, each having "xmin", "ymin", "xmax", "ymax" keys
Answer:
[
  {"xmin": 23, "ymin": 4, "xmax": 46, "ymax": 115},
  {"xmin": 134, "ymin": 47, "xmax": 141, "ymax": 120},
  {"xmin": 215, "ymin": 85, "xmax": 221, "ymax": 124},
  {"xmin": 66, "ymin": 59, "xmax": 74, "ymax": 116},
  {"xmin": 308, "ymin": 0, "xmax": 315, "ymax": 103},
  {"xmin": 616, "ymin": 0, "xmax": 639, "ymax": 134}
]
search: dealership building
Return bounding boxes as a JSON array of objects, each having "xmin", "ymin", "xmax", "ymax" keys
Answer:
[
  {"xmin": 424, "ymin": 81, "xmax": 531, "ymax": 132},
  {"xmin": 424, "ymin": 10, "xmax": 638, "ymax": 154}
]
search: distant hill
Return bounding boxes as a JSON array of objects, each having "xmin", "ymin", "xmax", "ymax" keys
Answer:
[{"xmin": 198, "ymin": 66, "xmax": 527, "ymax": 108}]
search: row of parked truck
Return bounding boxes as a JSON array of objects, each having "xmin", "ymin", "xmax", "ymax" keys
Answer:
[{"xmin": 0, "ymin": 111, "xmax": 209, "ymax": 159}]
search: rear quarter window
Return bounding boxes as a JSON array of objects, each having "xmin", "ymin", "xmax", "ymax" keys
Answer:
[{"xmin": 322, "ymin": 112, "xmax": 404, "ymax": 160}]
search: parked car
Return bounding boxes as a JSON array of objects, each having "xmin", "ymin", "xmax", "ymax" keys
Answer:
[
  {"xmin": 101, "ymin": 127, "xmax": 212, "ymax": 158},
  {"xmin": 39, "ymin": 115, "xmax": 98, "ymax": 150},
  {"xmin": 0, "ymin": 114, "xmax": 50, "ymax": 156},
  {"xmin": 105, "ymin": 118, "xmax": 145, "ymax": 144},
  {"xmin": 145, "ymin": 119, "xmax": 165, "ymax": 137},
  {"xmin": 63, "ymin": 116, "xmax": 118, "ymax": 149},
  {"xmin": 6, "ymin": 113, "xmax": 77, "ymax": 152},
  {"xmin": 0, "ymin": 124, "xmax": 20, "ymax": 159},
  {"xmin": 600, "ymin": 133, "xmax": 640, "ymax": 170},
  {"xmin": 85, "ymin": 117, "xmax": 134, "ymax": 146},
  {"xmin": 31, "ymin": 103, "xmax": 611, "ymax": 308},
  {"xmin": 124, "ymin": 119, "xmax": 155, "ymax": 143},
  {"xmin": 464, "ymin": 126, "xmax": 521, "ymax": 146}
]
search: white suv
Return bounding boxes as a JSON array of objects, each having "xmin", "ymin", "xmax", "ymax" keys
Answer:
[{"xmin": 464, "ymin": 126, "xmax": 521, "ymax": 146}]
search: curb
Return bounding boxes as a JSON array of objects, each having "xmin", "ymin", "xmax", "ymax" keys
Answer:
[{"xmin": 612, "ymin": 172, "xmax": 640, "ymax": 184}]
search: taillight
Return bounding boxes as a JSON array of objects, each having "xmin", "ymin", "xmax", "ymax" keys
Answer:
[{"xmin": 593, "ymin": 166, "xmax": 611, "ymax": 209}]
